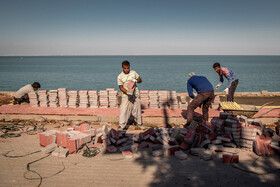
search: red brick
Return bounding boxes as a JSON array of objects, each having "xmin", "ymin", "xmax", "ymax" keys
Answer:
[
  {"xmin": 107, "ymin": 145, "xmax": 117, "ymax": 153},
  {"xmin": 223, "ymin": 154, "xmax": 239, "ymax": 163},
  {"xmin": 122, "ymin": 151, "xmax": 133, "ymax": 158},
  {"xmin": 143, "ymin": 128, "xmax": 155, "ymax": 136}
]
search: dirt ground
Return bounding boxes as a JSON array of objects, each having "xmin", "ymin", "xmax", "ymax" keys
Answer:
[{"xmin": 0, "ymin": 93, "xmax": 13, "ymax": 106}]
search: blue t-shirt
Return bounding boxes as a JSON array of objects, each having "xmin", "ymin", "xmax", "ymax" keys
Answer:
[{"xmin": 187, "ymin": 76, "xmax": 214, "ymax": 98}]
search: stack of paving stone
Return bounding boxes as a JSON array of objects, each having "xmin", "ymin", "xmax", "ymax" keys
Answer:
[
  {"xmin": 178, "ymin": 93, "xmax": 188, "ymax": 109},
  {"xmin": 88, "ymin": 90, "xmax": 99, "ymax": 108},
  {"xmin": 58, "ymin": 88, "xmax": 68, "ymax": 107},
  {"xmin": 140, "ymin": 90, "xmax": 149, "ymax": 109},
  {"xmin": 28, "ymin": 92, "xmax": 39, "ymax": 107},
  {"xmin": 168, "ymin": 91, "xmax": 178, "ymax": 109},
  {"xmin": 39, "ymin": 114, "xmax": 280, "ymax": 159},
  {"xmin": 38, "ymin": 90, "xmax": 49, "ymax": 107},
  {"xmin": 149, "ymin": 90, "xmax": 159, "ymax": 109},
  {"xmin": 48, "ymin": 90, "xmax": 59, "ymax": 107},
  {"xmin": 211, "ymin": 95, "xmax": 220, "ymax": 109},
  {"xmin": 238, "ymin": 116, "xmax": 263, "ymax": 151},
  {"xmin": 107, "ymin": 88, "xmax": 118, "ymax": 108},
  {"xmin": 79, "ymin": 90, "xmax": 89, "ymax": 108},
  {"xmin": 158, "ymin": 91, "xmax": 169, "ymax": 108},
  {"xmin": 99, "ymin": 90, "xmax": 109, "ymax": 108},
  {"xmin": 68, "ymin": 90, "xmax": 78, "ymax": 108}
]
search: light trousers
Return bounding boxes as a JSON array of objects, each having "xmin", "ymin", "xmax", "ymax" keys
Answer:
[{"xmin": 119, "ymin": 96, "xmax": 142, "ymax": 128}]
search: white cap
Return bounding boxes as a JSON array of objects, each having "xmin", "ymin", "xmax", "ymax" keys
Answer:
[{"xmin": 188, "ymin": 72, "xmax": 196, "ymax": 79}]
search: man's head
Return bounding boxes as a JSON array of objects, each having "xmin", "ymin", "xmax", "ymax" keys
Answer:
[
  {"xmin": 32, "ymin": 82, "xmax": 41, "ymax": 91},
  {"xmin": 188, "ymin": 72, "xmax": 196, "ymax": 79},
  {"xmin": 122, "ymin": 60, "xmax": 130, "ymax": 74},
  {"xmin": 213, "ymin": 62, "xmax": 221, "ymax": 73}
]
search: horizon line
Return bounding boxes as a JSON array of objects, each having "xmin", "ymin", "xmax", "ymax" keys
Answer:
[{"xmin": 1, "ymin": 54, "xmax": 280, "ymax": 57}]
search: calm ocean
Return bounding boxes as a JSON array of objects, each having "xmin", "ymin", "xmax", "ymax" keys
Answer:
[{"xmin": 0, "ymin": 55, "xmax": 279, "ymax": 93}]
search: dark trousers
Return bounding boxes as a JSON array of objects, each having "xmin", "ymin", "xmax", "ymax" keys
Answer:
[
  {"xmin": 14, "ymin": 94, "xmax": 29, "ymax": 104},
  {"xmin": 227, "ymin": 79, "xmax": 239, "ymax": 102},
  {"xmin": 187, "ymin": 90, "xmax": 214, "ymax": 123}
]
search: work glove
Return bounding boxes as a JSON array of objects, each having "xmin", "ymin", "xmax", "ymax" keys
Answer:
[
  {"xmin": 224, "ymin": 88, "xmax": 229, "ymax": 95},
  {"xmin": 215, "ymin": 84, "xmax": 220, "ymax": 90},
  {"xmin": 131, "ymin": 78, "xmax": 137, "ymax": 83}
]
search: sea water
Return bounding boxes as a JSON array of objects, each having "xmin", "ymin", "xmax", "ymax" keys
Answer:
[{"xmin": 0, "ymin": 55, "xmax": 279, "ymax": 93}]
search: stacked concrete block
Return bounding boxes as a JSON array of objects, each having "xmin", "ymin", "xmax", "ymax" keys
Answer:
[
  {"xmin": 28, "ymin": 92, "xmax": 39, "ymax": 107},
  {"xmin": 211, "ymin": 95, "xmax": 220, "ymax": 109},
  {"xmin": 179, "ymin": 93, "xmax": 188, "ymax": 109},
  {"xmin": 88, "ymin": 90, "xmax": 99, "ymax": 108},
  {"xmin": 168, "ymin": 91, "xmax": 178, "ymax": 109},
  {"xmin": 39, "ymin": 130, "xmax": 59, "ymax": 147},
  {"xmin": 68, "ymin": 90, "xmax": 78, "ymax": 108},
  {"xmin": 67, "ymin": 131, "xmax": 92, "ymax": 154},
  {"xmin": 41, "ymin": 143, "xmax": 58, "ymax": 154},
  {"xmin": 140, "ymin": 90, "xmax": 149, "ymax": 109},
  {"xmin": 240, "ymin": 125, "xmax": 261, "ymax": 151},
  {"xmin": 149, "ymin": 90, "xmax": 159, "ymax": 109},
  {"xmin": 79, "ymin": 90, "xmax": 89, "ymax": 108},
  {"xmin": 48, "ymin": 90, "xmax": 59, "ymax": 107},
  {"xmin": 99, "ymin": 90, "xmax": 109, "ymax": 108},
  {"xmin": 211, "ymin": 117, "xmax": 225, "ymax": 135},
  {"xmin": 158, "ymin": 91, "xmax": 169, "ymax": 108},
  {"xmin": 38, "ymin": 90, "xmax": 49, "ymax": 107},
  {"xmin": 58, "ymin": 88, "xmax": 68, "ymax": 107},
  {"xmin": 108, "ymin": 89, "xmax": 118, "ymax": 108}
]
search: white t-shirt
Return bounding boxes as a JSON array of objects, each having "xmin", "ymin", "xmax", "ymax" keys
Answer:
[{"xmin": 14, "ymin": 84, "xmax": 35, "ymax": 98}]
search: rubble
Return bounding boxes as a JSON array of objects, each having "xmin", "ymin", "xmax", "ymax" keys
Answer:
[{"xmin": 37, "ymin": 112, "xmax": 280, "ymax": 161}]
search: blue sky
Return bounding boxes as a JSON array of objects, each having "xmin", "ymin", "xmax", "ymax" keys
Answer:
[{"xmin": 0, "ymin": 0, "xmax": 279, "ymax": 55}]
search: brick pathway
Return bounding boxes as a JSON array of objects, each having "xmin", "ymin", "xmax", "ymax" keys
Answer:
[
  {"xmin": 0, "ymin": 105, "xmax": 279, "ymax": 118},
  {"xmin": 1, "ymin": 126, "xmax": 280, "ymax": 187}
]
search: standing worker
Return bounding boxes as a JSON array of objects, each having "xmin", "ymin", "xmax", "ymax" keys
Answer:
[
  {"xmin": 186, "ymin": 72, "xmax": 214, "ymax": 124},
  {"xmin": 213, "ymin": 62, "xmax": 238, "ymax": 102},
  {"xmin": 117, "ymin": 60, "xmax": 143, "ymax": 130},
  {"xmin": 13, "ymin": 82, "xmax": 41, "ymax": 104}
]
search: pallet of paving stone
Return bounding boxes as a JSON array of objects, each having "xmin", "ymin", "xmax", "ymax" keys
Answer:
[
  {"xmin": 158, "ymin": 91, "xmax": 169, "ymax": 108},
  {"xmin": 68, "ymin": 90, "xmax": 78, "ymax": 108},
  {"xmin": 99, "ymin": 90, "xmax": 109, "ymax": 108},
  {"xmin": 108, "ymin": 89, "xmax": 118, "ymax": 108},
  {"xmin": 140, "ymin": 90, "xmax": 149, "ymax": 109},
  {"xmin": 88, "ymin": 90, "xmax": 99, "ymax": 108},
  {"xmin": 149, "ymin": 90, "xmax": 159, "ymax": 109},
  {"xmin": 28, "ymin": 92, "xmax": 39, "ymax": 107},
  {"xmin": 79, "ymin": 90, "xmax": 89, "ymax": 108},
  {"xmin": 48, "ymin": 90, "xmax": 59, "ymax": 107},
  {"xmin": 58, "ymin": 88, "xmax": 68, "ymax": 107},
  {"xmin": 168, "ymin": 91, "xmax": 179, "ymax": 109},
  {"xmin": 37, "ymin": 90, "xmax": 49, "ymax": 107}
]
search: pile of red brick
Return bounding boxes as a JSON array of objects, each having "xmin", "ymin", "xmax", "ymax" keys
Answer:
[{"xmin": 39, "ymin": 112, "xmax": 280, "ymax": 160}]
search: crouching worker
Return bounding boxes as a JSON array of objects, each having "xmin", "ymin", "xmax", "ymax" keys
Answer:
[
  {"xmin": 117, "ymin": 60, "xmax": 143, "ymax": 130},
  {"xmin": 186, "ymin": 72, "xmax": 214, "ymax": 125},
  {"xmin": 13, "ymin": 82, "xmax": 41, "ymax": 104}
]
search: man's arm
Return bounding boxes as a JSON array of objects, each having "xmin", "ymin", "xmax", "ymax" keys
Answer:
[
  {"xmin": 187, "ymin": 80, "xmax": 195, "ymax": 99},
  {"xmin": 119, "ymin": 85, "xmax": 127, "ymax": 94},
  {"xmin": 137, "ymin": 76, "xmax": 142, "ymax": 83}
]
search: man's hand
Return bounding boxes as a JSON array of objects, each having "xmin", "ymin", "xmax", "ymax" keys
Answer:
[
  {"xmin": 224, "ymin": 88, "xmax": 229, "ymax": 95},
  {"xmin": 131, "ymin": 78, "xmax": 137, "ymax": 83},
  {"xmin": 215, "ymin": 84, "xmax": 220, "ymax": 90}
]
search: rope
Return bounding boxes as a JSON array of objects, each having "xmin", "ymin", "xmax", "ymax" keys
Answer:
[
  {"xmin": 0, "ymin": 120, "xmax": 46, "ymax": 138},
  {"xmin": 82, "ymin": 145, "xmax": 100, "ymax": 158}
]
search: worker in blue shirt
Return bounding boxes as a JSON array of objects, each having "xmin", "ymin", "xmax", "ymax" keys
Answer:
[
  {"xmin": 186, "ymin": 72, "xmax": 214, "ymax": 124},
  {"xmin": 213, "ymin": 62, "xmax": 238, "ymax": 102}
]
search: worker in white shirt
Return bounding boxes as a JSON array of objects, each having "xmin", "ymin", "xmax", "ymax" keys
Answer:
[{"xmin": 13, "ymin": 82, "xmax": 41, "ymax": 104}]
